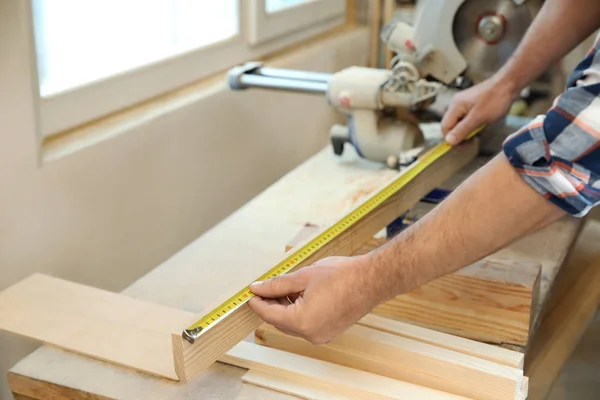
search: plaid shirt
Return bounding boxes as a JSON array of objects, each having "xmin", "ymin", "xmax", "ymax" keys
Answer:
[{"xmin": 503, "ymin": 33, "xmax": 600, "ymax": 217}]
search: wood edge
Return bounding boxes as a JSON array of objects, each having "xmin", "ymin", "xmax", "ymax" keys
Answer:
[
  {"xmin": 171, "ymin": 333, "xmax": 187, "ymax": 383},
  {"xmin": 348, "ymin": 324, "xmax": 524, "ymax": 384},
  {"xmin": 458, "ymin": 258, "xmax": 541, "ymax": 282},
  {"xmin": 529, "ymin": 265, "xmax": 543, "ymax": 337},
  {"xmin": 257, "ymin": 321, "xmax": 523, "ymax": 396},
  {"xmin": 518, "ymin": 376, "xmax": 530, "ymax": 400},
  {"xmin": 227, "ymin": 342, "xmax": 475, "ymax": 400},
  {"xmin": 383, "ymin": 0, "xmax": 394, "ymax": 67},
  {"xmin": 346, "ymin": 0, "xmax": 358, "ymax": 26},
  {"xmin": 241, "ymin": 370, "xmax": 317, "ymax": 400},
  {"xmin": 369, "ymin": 0, "xmax": 383, "ymax": 67},
  {"xmin": 7, "ymin": 371, "xmax": 115, "ymax": 400},
  {"xmin": 358, "ymin": 314, "xmax": 525, "ymax": 369}
]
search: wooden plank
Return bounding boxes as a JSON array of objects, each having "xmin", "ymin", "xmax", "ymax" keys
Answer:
[
  {"xmin": 357, "ymin": 314, "xmax": 524, "ymax": 368},
  {"xmin": 255, "ymin": 324, "xmax": 524, "ymax": 400},
  {"xmin": 242, "ymin": 370, "xmax": 348, "ymax": 400},
  {"xmin": 373, "ymin": 258, "xmax": 541, "ymax": 346},
  {"xmin": 8, "ymin": 373, "xmax": 113, "ymax": 400},
  {"xmin": 524, "ymin": 219, "xmax": 600, "ymax": 400},
  {"xmin": 0, "ymin": 273, "xmax": 194, "ymax": 381},
  {"xmin": 221, "ymin": 341, "xmax": 472, "ymax": 400},
  {"xmin": 172, "ymin": 140, "xmax": 479, "ymax": 382}
]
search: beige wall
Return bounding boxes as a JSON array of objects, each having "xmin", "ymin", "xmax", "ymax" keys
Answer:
[{"xmin": 0, "ymin": 3, "xmax": 369, "ymax": 396}]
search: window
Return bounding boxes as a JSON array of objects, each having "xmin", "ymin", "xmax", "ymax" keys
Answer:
[
  {"xmin": 30, "ymin": 0, "xmax": 346, "ymax": 137},
  {"xmin": 249, "ymin": 0, "xmax": 346, "ymax": 45},
  {"xmin": 266, "ymin": 0, "xmax": 315, "ymax": 13}
]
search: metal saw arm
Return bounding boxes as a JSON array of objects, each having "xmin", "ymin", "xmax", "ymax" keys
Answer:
[{"xmin": 228, "ymin": 62, "xmax": 439, "ymax": 168}]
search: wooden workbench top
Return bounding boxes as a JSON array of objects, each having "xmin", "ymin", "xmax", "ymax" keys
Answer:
[{"xmin": 8, "ymin": 145, "xmax": 582, "ymax": 400}]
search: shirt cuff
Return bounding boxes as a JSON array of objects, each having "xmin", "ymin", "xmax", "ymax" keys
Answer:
[{"xmin": 502, "ymin": 115, "xmax": 600, "ymax": 217}]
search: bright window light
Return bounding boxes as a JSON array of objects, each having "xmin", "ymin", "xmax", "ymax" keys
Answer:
[
  {"xmin": 265, "ymin": 0, "xmax": 316, "ymax": 14},
  {"xmin": 31, "ymin": 0, "xmax": 239, "ymax": 97}
]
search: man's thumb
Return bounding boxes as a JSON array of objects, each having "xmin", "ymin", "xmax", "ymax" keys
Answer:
[{"xmin": 250, "ymin": 272, "xmax": 307, "ymax": 298}]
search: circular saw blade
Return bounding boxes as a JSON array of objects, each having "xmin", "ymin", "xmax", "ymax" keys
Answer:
[{"xmin": 453, "ymin": 0, "xmax": 542, "ymax": 84}]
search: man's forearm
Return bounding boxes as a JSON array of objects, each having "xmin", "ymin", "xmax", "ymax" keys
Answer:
[
  {"xmin": 494, "ymin": 0, "xmax": 600, "ymax": 94},
  {"xmin": 363, "ymin": 153, "xmax": 566, "ymax": 304}
]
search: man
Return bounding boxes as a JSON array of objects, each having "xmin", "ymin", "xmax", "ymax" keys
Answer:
[{"xmin": 247, "ymin": 0, "xmax": 600, "ymax": 345}]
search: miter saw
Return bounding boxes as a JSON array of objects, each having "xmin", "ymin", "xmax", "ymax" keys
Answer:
[{"xmin": 228, "ymin": 0, "xmax": 541, "ymax": 169}]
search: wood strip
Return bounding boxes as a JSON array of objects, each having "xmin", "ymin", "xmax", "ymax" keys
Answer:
[
  {"xmin": 346, "ymin": 0, "xmax": 357, "ymax": 26},
  {"xmin": 518, "ymin": 377, "xmax": 529, "ymax": 400},
  {"xmin": 0, "ymin": 274, "xmax": 195, "ymax": 381},
  {"xmin": 242, "ymin": 370, "xmax": 348, "ymax": 400},
  {"xmin": 383, "ymin": 0, "xmax": 395, "ymax": 67},
  {"xmin": 357, "ymin": 314, "xmax": 524, "ymax": 368},
  {"xmin": 8, "ymin": 373, "xmax": 114, "ymax": 400},
  {"xmin": 255, "ymin": 324, "xmax": 524, "ymax": 400},
  {"xmin": 369, "ymin": 0, "xmax": 383, "ymax": 67},
  {"xmin": 172, "ymin": 140, "xmax": 479, "ymax": 382},
  {"xmin": 221, "ymin": 341, "xmax": 471, "ymax": 400}
]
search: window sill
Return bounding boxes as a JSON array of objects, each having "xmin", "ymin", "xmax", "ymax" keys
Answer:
[{"xmin": 40, "ymin": 25, "xmax": 367, "ymax": 165}]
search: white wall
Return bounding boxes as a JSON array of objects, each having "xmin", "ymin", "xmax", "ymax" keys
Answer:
[{"xmin": 0, "ymin": 2, "xmax": 369, "ymax": 396}]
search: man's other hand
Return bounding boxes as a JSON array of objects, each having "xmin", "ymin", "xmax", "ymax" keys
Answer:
[
  {"xmin": 247, "ymin": 255, "xmax": 375, "ymax": 344},
  {"xmin": 441, "ymin": 76, "xmax": 519, "ymax": 145}
]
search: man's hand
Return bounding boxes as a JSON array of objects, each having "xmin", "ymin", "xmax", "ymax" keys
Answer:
[
  {"xmin": 247, "ymin": 255, "xmax": 377, "ymax": 344},
  {"xmin": 441, "ymin": 76, "xmax": 519, "ymax": 145}
]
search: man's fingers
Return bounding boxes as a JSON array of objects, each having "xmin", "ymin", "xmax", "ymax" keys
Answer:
[
  {"xmin": 446, "ymin": 113, "xmax": 481, "ymax": 145},
  {"xmin": 248, "ymin": 296, "xmax": 294, "ymax": 329},
  {"xmin": 441, "ymin": 101, "xmax": 467, "ymax": 137},
  {"xmin": 250, "ymin": 270, "xmax": 309, "ymax": 299}
]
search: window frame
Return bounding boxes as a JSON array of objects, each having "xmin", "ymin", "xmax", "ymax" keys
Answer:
[
  {"xmin": 248, "ymin": 0, "xmax": 347, "ymax": 45},
  {"xmin": 31, "ymin": 0, "xmax": 347, "ymax": 137}
]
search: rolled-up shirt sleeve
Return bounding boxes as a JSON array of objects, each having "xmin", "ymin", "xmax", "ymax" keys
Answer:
[{"xmin": 503, "ymin": 35, "xmax": 600, "ymax": 217}]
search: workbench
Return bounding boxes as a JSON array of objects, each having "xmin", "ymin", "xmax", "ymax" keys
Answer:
[{"xmin": 7, "ymin": 144, "xmax": 596, "ymax": 400}]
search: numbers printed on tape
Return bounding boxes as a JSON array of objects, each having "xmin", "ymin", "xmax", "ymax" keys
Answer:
[{"xmin": 182, "ymin": 127, "xmax": 483, "ymax": 343}]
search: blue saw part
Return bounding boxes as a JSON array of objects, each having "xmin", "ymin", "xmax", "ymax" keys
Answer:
[
  {"xmin": 421, "ymin": 188, "xmax": 452, "ymax": 204},
  {"xmin": 386, "ymin": 188, "xmax": 453, "ymax": 237}
]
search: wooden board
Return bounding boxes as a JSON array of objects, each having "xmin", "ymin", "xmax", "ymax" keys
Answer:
[
  {"xmin": 221, "ymin": 341, "xmax": 471, "ymax": 400},
  {"xmin": 255, "ymin": 324, "xmax": 524, "ymax": 400},
  {"xmin": 357, "ymin": 314, "xmax": 524, "ymax": 368},
  {"xmin": 0, "ymin": 273, "xmax": 194, "ymax": 381},
  {"xmin": 172, "ymin": 140, "xmax": 478, "ymax": 382},
  {"xmin": 242, "ymin": 370, "xmax": 348, "ymax": 400}
]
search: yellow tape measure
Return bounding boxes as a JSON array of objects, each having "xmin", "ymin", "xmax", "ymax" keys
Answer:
[{"xmin": 182, "ymin": 127, "xmax": 483, "ymax": 344}]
